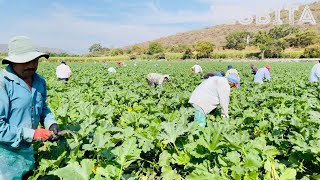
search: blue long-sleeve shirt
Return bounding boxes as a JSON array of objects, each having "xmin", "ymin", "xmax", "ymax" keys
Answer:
[
  {"xmin": 0, "ymin": 66, "xmax": 56, "ymax": 149},
  {"xmin": 254, "ymin": 67, "xmax": 270, "ymax": 84}
]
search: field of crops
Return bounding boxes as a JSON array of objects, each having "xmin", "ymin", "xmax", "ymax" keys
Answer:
[{"xmin": 11, "ymin": 61, "xmax": 319, "ymax": 179}]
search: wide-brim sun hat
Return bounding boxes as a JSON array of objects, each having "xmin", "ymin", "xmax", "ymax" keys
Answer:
[
  {"xmin": 226, "ymin": 73, "xmax": 240, "ymax": 88},
  {"xmin": 2, "ymin": 36, "xmax": 49, "ymax": 64}
]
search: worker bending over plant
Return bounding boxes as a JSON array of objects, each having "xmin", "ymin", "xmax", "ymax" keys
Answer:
[
  {"xmin": 188, "ymin": 74, "xmax": 240, "ymax": 127},
  {"xmin": 146, "ymin": 73, "xmax": 170, "ymax": 87}
]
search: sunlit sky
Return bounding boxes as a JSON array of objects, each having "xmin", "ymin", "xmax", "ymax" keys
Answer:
[{"xmin": 0, "ymin": 0, "xmax": 317, "ymax": 54}]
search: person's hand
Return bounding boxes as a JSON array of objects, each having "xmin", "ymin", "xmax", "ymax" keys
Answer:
[
  {"xmin": 33, "ymin": 129, "xmax": 53, "ymax": 142},
  {"xmin": 49, "ymin": 123, "xmax": 60, "ymax": 141}
]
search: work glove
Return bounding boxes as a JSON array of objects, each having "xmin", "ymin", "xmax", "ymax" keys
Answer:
[
  {"xmin": 33, "ymin": 129, "xmax": 53, "ymax": 142},
  {"xmin": 49, "ymin": 123, "xmax": 60, "ymax": 141}
]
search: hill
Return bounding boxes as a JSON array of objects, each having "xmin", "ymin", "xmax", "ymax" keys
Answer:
[{"xmin": 131, "ymin": 2, "xmax": 320, "ymax": 49}]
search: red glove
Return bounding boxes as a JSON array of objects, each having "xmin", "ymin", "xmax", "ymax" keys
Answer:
[{"xmin": 33, "ymin": 129, "xmax": 53, "ymax": 142}]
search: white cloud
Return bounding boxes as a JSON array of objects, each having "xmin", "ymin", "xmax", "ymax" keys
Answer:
[
  {"xmin": 3, "ymin": 4, "xmax": 187, "ymax": 54},
  {"xmin": 2, "ymin": 0, "xmax": 319, "ymax": 54}
]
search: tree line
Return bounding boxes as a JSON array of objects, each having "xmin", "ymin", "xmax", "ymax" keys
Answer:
[{"xmin": 87, "ymin": 24, "xmax": 320, "ymax": 59}]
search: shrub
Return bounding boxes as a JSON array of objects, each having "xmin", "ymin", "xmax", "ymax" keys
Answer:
[{"xmin": 302, "ymin": 45, "xmax": 320, "ymax": 58}]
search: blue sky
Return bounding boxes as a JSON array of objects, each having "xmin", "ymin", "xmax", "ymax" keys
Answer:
[{"xmin": 0, "ymin": 0, "xmax": 317, "ymax": 54}]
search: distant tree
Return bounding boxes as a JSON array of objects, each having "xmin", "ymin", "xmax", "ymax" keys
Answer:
[
  {"xmin": 182, "ymin": 48, "xmax": 192, "ymax": 60},
  {"xmin": 110, "ymin": 48, "xmax": 124, "ymax": 56},
  {"xmin": 168, "ymin": 44, "xmax": 189, "ymax": 53},
  {"xmin": 125, "ymin": 48, "xmax": 132, "ymax": 54},
  {"xmin": 263, "ymin": 39, "xmax": 288, "ymax": 58},
  {"xmin": 147, "ymin": 42, "xmax": 163, "ymax": 55},
  {"xmin": 46, "ymin": 51, "xmax": 72, "ymax": 57},
  {"xmin": 286, "ymin": 30, "xmax": 318, "ymax": 48},
  {"xmin": 89, "ymin": 43, "xmax": 103, "ymax": 52},
  {"xmin": 268, "ymin": 24, "xmax": 300, "ymax": 39},
  {"xmin": 253, "ymin": 31, "xmax": 273, "ymax": 59},
  {"xmin": 193, "ymin": 41, "xmax": 215, "ymax": 59},
  {"xmin": 131, "ymin": 45, "xmax": 143, "ymax": 55},
  {"xmin": 303, "ymin": 44, "xmax": 320, "ymax": 58},
  {"xmin": 225, "ymin": 31, "xmax": 252, "ymax": 50}
]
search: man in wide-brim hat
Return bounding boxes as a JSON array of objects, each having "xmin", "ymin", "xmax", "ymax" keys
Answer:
[{"xmin": 0, "ymin": 36, "xmax": 60, "ymax": 178}]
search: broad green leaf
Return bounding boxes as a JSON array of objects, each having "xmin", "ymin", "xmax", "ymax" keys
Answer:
[
  {"xmin": 280, "ymin": 168, "xmax": 296, "ymax": 180},
  {"xmin": 112, "ymin": 137, "xmax": 141, "ymax": 168},
  {"xmin": 49, "ymin": 159, "xmax": 96, "ymax": 180}
]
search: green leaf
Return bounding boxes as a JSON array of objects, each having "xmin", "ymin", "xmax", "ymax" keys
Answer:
[
  {"xmin": 159, "ymin": 121, "xmax": 188, "ymax": 144},
  {"xmin": 161, "ymin": 166, "xmax": 181, "ymax": 180},
  {"xmin": 172, "ymin": 151, "xmax": 190, "ymax": 165},
  {"xmin": 49, "ymin": 159, "xmax": 96, "ymax": 180},
  {"xmin": 197, "ymin": 122, "xmax": 224, "ymax": 152},
  {"xmin": 280, "ymin": 168, "xmax": 296, "ymax": 180},
  {"xmin": 112, "ymin": 137, "xmax": 141, "ymax": 168},
  {"xmin": 244, "ymin": 152, "xmax": 262, "ymax": 171},
  {"xmin": 226, "ymin": 151, "xmax": 241, "ymax": 165},
  {"xmin": 159, "ymin": 150, "xmax": 171, "ymax": 167}
]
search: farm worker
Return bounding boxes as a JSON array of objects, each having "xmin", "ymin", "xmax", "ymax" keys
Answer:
[
  {"xmin": 203, "ymin": 71, "xmax": 225, "ymax": 79},
  {"xmin": 56, "ymin": 60, "xmax": 72, "ymax": 81},
  {"xmin": 0, "ymin": 36, "xmax": 60, "ymax": 179},
  {"xmin": 225, "ymin": 65, "xmax": 240, "ymax": 80},
  {"xmin": 146, "ymin": 73, "xmax": 169, "ymax": 87},
  {"xmin": 250, "ymin": 64, "xmax": 258, "ymax": 75},
  {"xmin": 108, "ymin": 67, "xmax": 117, "ymax": 73},
  {"xmin": 309, "ymin": 60, "xmax": 320, "ymax": 82},
  {"xmin": 189, "ymin": 74, "xmax": 239, "ymax": 127},
  {"xmin": 192, "ymin": 64, "xmax": 202, "ymax": 73},
  {"xmin": 254, "ymin": 65, "xmax": 271, "ymax": 84},
  {"xmin": 117, "ymin": 61, "xmax": 124, "ymax": 67}
]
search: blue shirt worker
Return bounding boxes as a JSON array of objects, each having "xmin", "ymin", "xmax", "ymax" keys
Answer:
[
  {"xmin": 0, "ymin": 36, "xmax": 60, "ymax": 179},
  {"xmin": 225, "ymin": 65, "xmax": 240, "ymax": 80},
  {"xmin": 254, "ymin": 65, "xmax": 271, "ymax": 84},
  {"xmin": 309, "ymin": 60, "xmax": 320, "ymax": 82},
  {"xmin": 188, "ymin": 74, "xmax": 239, "ymax": 127}
]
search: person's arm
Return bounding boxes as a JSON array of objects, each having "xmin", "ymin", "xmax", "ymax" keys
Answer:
[
  {"xmin": 0, "ymin": 80, "xmax": 34, "ymax": 147},
  {"xmin": 217, "ymin": 80, "xmax": 230, "ymax": 118},
  {"xmin": 56, "ymin": 67, "xmax": 59, "ymax": 77},
  {"xmin": 68, "ymin": 66, "xmax": 72, "ymax": 76},
  {"xmin": 265, "ymin": 69, "xmax": 271, "ymax": 81},
  {"xmin": 40, "ymin": 80, "xmax": 57, "ymax": 129},
  {"xmin": 315, "ymin": 65, "xmax": 320, "ymax": 79}
]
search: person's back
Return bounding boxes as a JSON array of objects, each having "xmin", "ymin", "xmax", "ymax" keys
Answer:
[
  {"xmin": 56, "ymin": 63, "xmax": 72, "ymax": 80},
  {"xmin": 189, "ymin": 76, "xmax": 230, "ymax": 115},
  {"xmin": 192, "ymin": 64, "xmax": 202, "ymax": 73},
  {"xmin": 108, "ymin": 67, "xmax": 116, "ymax": 73},
  {"xmin": 254, "ymin": 66, "xmax": 270, "ymax": 84},
  {"xmin": 146, "ymin": 73, "xmax": 169, "ymax": 86},
  {"xmin": 309, "ymin": 61, "xmax": 320, "ymax": 82}
]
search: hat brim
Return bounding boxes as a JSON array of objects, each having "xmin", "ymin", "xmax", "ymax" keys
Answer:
[{"xmin": 2, "ymin": 51, "xmax": 49, "ymax": 64}]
